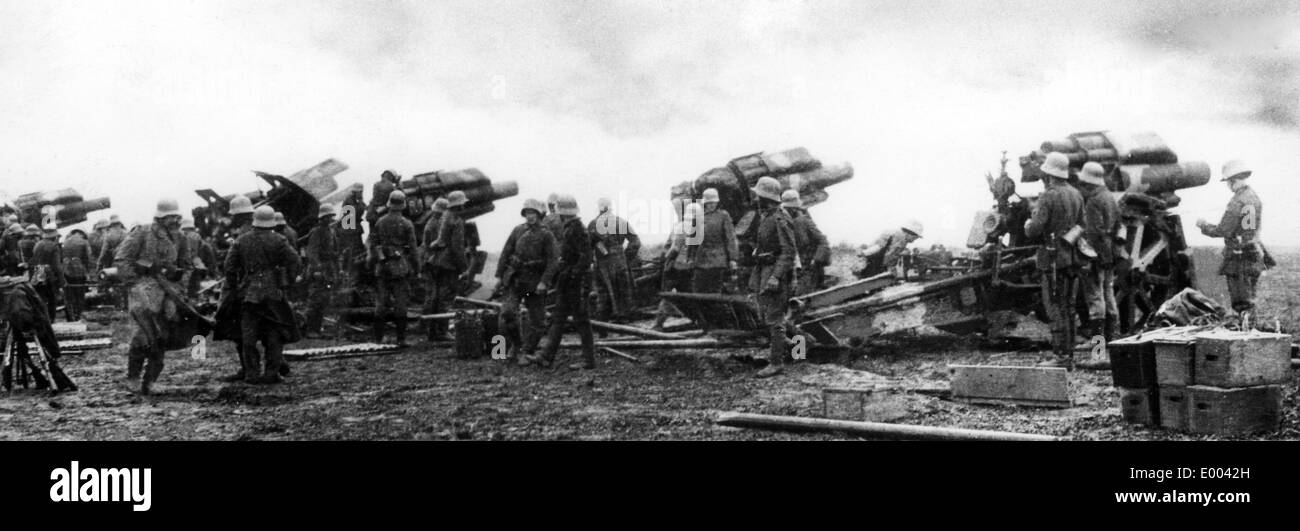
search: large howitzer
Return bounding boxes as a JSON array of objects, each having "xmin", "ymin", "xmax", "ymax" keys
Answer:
[
  {"xmin": 0, "ymin": 189, "xmax": 111, "ymax": 228},
  {"xmin": 662, "ymin": 130, "xmax": 1208, "ymax": 349},
  {"xmin": 395, "ymin": 168, "xmax": 518, "ymax": 229},
  {"xmin": 195, "ymin": 158, "xmax": 349, "ymax": 239}
]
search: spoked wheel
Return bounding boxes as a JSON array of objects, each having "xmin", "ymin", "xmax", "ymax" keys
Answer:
[{"xmin": 1116, "ymin": 244, "xmax": 1193, "ymax": 334}]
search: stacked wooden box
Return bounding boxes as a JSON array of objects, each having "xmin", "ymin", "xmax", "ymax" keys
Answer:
[{"xmin": 1112, "ymin": 328, "xmax": 1291, "ymax": 435}]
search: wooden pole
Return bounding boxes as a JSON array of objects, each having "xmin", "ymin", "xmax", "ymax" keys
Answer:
[
  {"xmin": 556, "ymin": 338, "xmax": 755, "ymax": 349},
  {"xmin": 599, "ymin": 347, "xmax": 640, "ymax": 363},
  {"xmin": 453, "ymin": 296, "xmax": 684, "ymax": 339},
  {"xmin": 715, "ymin": 412, "xmax": 1065, "ymax": 441}
]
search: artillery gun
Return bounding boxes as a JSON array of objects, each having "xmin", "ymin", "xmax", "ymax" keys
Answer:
[
  {"xmin": 661, "ymin": 131, "xmax": 1208, "ymax": 349},
  {"xmin": 0, "ymin": 189, "xmax": 111, "ymax": 228}
]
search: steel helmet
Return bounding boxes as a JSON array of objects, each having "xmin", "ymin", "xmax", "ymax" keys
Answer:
[
  {"xmin": 555, "ymin": 194, "xmax": 579, "ymax": 216},
  {"xmin": 1078, "ymin": 162, "xmax": 1106, "ymax": 186},
  {"xmin": 252, "ymin": 206, "xmax": 277, "ymax": 228},
  {"xmin": 5, "ymin": 223, "xmax": 23, "ymax": 237},
  {"xmin": 1040, "ymin": 152, "xmax": 1070, "ymax": 180},
  {"xmin": 701, "ymin": 188, "xmax": 720, "ymax": 204},
  {"xmin": 42, "ymin": 223, "xmax": 58, "ymax": 238},
  {"xmin": 431, "ymin": 197, "xmax": 449, "ymax": 213},
  {"xmin": 750, "ymin": 176, "xmax": 783, "ymax": 202},
  {"xmin": 520, "ymin": 198, "xmax": 546, "ymax": 217},
  {"xmin": 902, "ymin": 220, "xmax": 924, "ymax": 238},
  {"xmin": 24, "ymin": 225, "xmax": 39, "ymax": 236},
  {"xmin": 446, "ymin": 190, "xmax": 468, "ymax": 207},
  {"xmin": 229, "ymin": 196, "xmax": 254, "ymax": 216},
  {"xmin": 109, "ymin": 214, "xmax": 123, "ymax": 226},
  {"xmin": 273, "ymin": 212, "xmax": 287, "ymax": 227},
  {"xmin": 597, "ymin": 197, "xmax": 612, "ymax": 212},
  {"xmin": 318, "ymin": 203, "xmax": 337, "ymax": 219},
  {"xmin": 382, "ymin": 169, "xmax": 401, "ymax": 182},
  {"xmin": 780, "ymin": 189, "xmax": 802, "ymax": 208},
  {"xmin": 93, "ymin": 219, "xmax": 108, "ymax": 231},
  {"xmin": 154, "ymin": 198, "xmax": 181, "ymax": 219},
  {"xmin": 387, "ymin": 190, "xmax": 407, "ymax": 208},
  {"xmin": 547, "ymin": 193, "xmax": 559, "ymax": 205},
  {"xmin": 181, "ymin": 218, "xmax": 196, "ymax": 230},
  {"xmin": 1221, "ymin": 159, "xmax": 1251, "ymax": 181}
]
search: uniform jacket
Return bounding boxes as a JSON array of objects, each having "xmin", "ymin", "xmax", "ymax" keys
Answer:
[
  {"xmin": 1200, "ymin": 185, "xmax": 1262, "ymax": 257},
  {"xmin": 225, "ymin": 228, "xmax": 301, "ymax": 303},
  {"xmin": 30, "ymin": 239, "xmax": 65, "ymax": 287},
  {"xmin": 62, "ymin": 234, "xmax": 94, "ymax": 279},
  {"xmin": 367, "ymin": 211, "xmax": 418, "ymax": 278},
  {"xmin": 546, "ymin": 217, "xmax": 592, "ymax": 286},
  {"xmin": 98, "ymin": 226, "xmax": 128, "ymax": 269},
  {"xmin": 542, "ymin": 212, "xmax": 565, "ymax": 238},
  {"xmin": 588, "ymin": 212, "xmax": 640, "ymax": 262},
  {"xmin": 304, "ymin": 221, "xmax": 339, "ymax": 282},
  {"xmin": 367, "ymin": 179, "xmax": 399, "ymax": 223},
  {"xmin": 788, "ymin": 208, "xmax": 829, "ymax": 267},
  {"xmin": 430, "ymin": 209, "xmax": 468, "ymax": 273},
  {"xmin": 665, "ymin": 221, "xmax": 691, "ymax": 271},
  {"xmin": 1024, "ymin": 182, "xmax": 1084, "ymax": 270},
  {"xmin": 748, "ymin": 206, "xmax": 797, "ymax": 291},
  {"xmin": 421, "ymin": 212, "xmax": 443, "ymax": 265},
  {"xmin": 88, "ymin": 231, "xmax": 104, "ymax": 267},
  {"xmin": 1081, "ymin": 185, "xmax": 1121, "ymax": 267},
  {"xmin": 497, "ymin": 222, "xmax": 558, "ymax": 287},
  {"xmin": 689, "ymin": 209, "xmax": 739, "ymax": 269},
  {"xmin": 114, "ymin": 223, "xmax": 193, "ymax": 318}
]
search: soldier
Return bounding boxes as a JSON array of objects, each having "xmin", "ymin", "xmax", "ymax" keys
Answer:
[
  {"xmin": 61, "ymin": 228, "xmax": 94, "ymax": 321},
  {"xmin": 1198, "ymin": 159, "xmax": 1270, "ymax": 317},
  {"xmin": 689, "ymin": 189, "xmax": 740, "ymax": 294},
  {"xmin": 0, "ymin": 224, "xmax": 25, "ymax": 275},
  {"xmin": 225, "ymin": 206, "xmax": 301, "ymax": 384},
  {"xmin": 747, "ymin": 177, "xmax": 798, "ymax": 378},
  {"xmin": 652, "ymin": 199, "xmax": 694, "ymax": 331},
  {"xmin": 1024, "ymin": 152, "xmax": 1085, "ymax": 366},
  {"xmin": 497, "ymin": 198, "xmax": 559, "ymax": 361},
  {"xmin": 88, "ymin": 219, "xmax": 108, "ymax": 274},
  {"xmin": 302, "ymin": 203, "xmax": 340, "ymax": 338},
  {"xmin": 781, "ymin": 190, "xmax": 830, "ymax": 294},
  {"xmin": 114, "ymin": 199, "xmax": 194, "ymax": 395},
  {"xmin": 426, "ymin": 191, "xmax": 469, "ymax": 342},
  {"xmin": 588, "ymin": 197, "xmax": 641, "ymax": 323},
  {"xmin": 367, "ymin": 190, "xmax": 418, "ymax": 347},
  {"xmin": 339, "ymin": 186, "xmax": 367, "ymax": 284},
  {"xmin": 97, "ymin": 215, "xmax": 128, "ymax": 271},
  {"xmin": 19, "ymin": 225, "xmax": 38, "ymax": 267},
  {"xmin": 856, "ymin": 220, "xmax": 923, "ymax": 279},
  {"xmin": 366, "ymin": 170, "xmax": 403, "ymax": 230},
  {"xmin": 181, "ymin": 218, "xmax": 217, "ymax": 299},
  {"xmin": 29, "ymin": 225, "xmax": 65, "ymax": 322},
  {"xmin": 1077, "ymin": 162, "xmax": 1121, "ymax": 343},
  {"xmin": 542, "ymin": 192, "xmax": 565, "ymax": 236},
  {"xmin": 274, "ymin": 212, "xmax": 300, "ymax": 252},
  {"xmin": 525, "ymin": 194, "xmax": 595, "ymax": 370},
  {"xmin": 420, "ymin": 197, "xmax": 448, "ymax": 334}
]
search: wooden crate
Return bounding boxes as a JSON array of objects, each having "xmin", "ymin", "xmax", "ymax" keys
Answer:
[
  {"xmin": 1117, "ymin": 387, "xmax": 1159, "ymax": 427},
  {"xmin": 1187, "ymin": 385, "xmax": 1283, "ymax": 436},
  {"xmin": 822, "ymin": 388, "xmax": 873, "ymax": 421},
  {"xmin": 1154, "ymin": 338, "xmax": 1196, "ymax": 386},
  {"xmin": 1158, "ymin": 385, "xmax": 1189, "ymax": 431},
  {"xmin": 948, "ymin": 365, "xmax": 1071, "ymax": 408},
  {"xmin": 1193, "ymin": 330, "xmax": 1291, "ymax": 388}
]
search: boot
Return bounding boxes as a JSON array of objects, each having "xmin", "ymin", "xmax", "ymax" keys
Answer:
[
  {"xmin": 395, "ymin": 321, "xmax": 408, "ymax": 348},
  {"xmin": 373, "ymin": 321, "xmax": 386, "ymax": 345},
  {"xmin": 1073, "ymin": 319, "xmax": 1095, "ymax": 350},
  {"xmin": 1103, "ymin": 316, "xmax": 1118, "ymax": 343},
  {"xmin": 756, "ymin": 327, "xmax": 786, "ymax": 378}
]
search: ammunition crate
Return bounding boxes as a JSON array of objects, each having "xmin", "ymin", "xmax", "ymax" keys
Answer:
[
  {"xmin": 1108, "ymin": 337, "xmax": 1158, "ymax": 389},
  {"xmin": 1187, "ymin": 385, "xmax": 1283, "ymax": 436},
  {"xmin": 1193, "ymin": 331, "xmax": 1291, "ymax": 388},
  {"xmin": 1158, "ymin": 385, "xmax": 1190, "ymax": 432},
  {"xmin": 1154, "ymin": 338, "xmax": 1196, "ymax": 386},
  {"xmin": 1117, "ymin": 387, "xmax": 1159, "ymax": 427}
]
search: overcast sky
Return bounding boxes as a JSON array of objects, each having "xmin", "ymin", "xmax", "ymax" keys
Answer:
[{"xmin": 1, "ymin": 0, "xmax": 1297, "ymax": 252}]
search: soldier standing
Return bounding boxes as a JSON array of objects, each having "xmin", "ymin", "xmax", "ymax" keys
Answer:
[
  {"xmin": 856, "ymin": 220, "xmax": 923, "ymax": 279},
  {"xmin": 97, "ymin": 215, "xmax": 128, "ymax": 271},
  {"xmin": 1198, "ymin": 159, "xmax": 1269, "ymax": 317},
  {"xmin": 1, "ymin": 224, "xmax": 25, "ymax": 275},
  {"xmin": 496, "ymin": 199, "xmax": 559, "ymax": 361},
  {"xmin": 588, "ymin": 197, "xmax": 640, "ymax": 323},
  {"xmin": 113, "ymin": 199, "xmax": 194, "ymax": 395},
  {"xmin": 88, "ymin": 219, "xmax": 108, "ymax": 274},
  {"xmin": 542, "ymin": 193, "xmax": 565, "ymax": 237},
  {"xmin": 781, "ymin": 190, "xmax": 830, "ymax": 294},
  {"xmin": 1077, "ymin": 162, "xmax": 1121, "ymax": 342},
  {"xmin": 1025, "ymin": 152, "xmax": 1085, "ymax": 367},
  {"xmin": 302, "ymin": 204, "xmax": 340, "ymax": 338},
  {"xmin": 368, "ymin": 190, "xmax": 418, "ymax": 347},
  {"xmin": 525, "ymin": 194, "xmax": 596, "ymax": 370},
  {"xmin": 225, "ymin": 206, "xmax": 301, "ymax": 384},
  {"xmin": 61, "ymin": 228, "xmax": 94, "ymax": 321},
  {"xmin": 652, "ymin": 199, "xmax": 694, "ymax": 331},
  {"xmin": 339, "ymin": 186, "xmax": 367, "ymax": 284},
  {"xmin": 181, "ymin": 218, "xmax": 217, "ymax": 300},
  {"xmin": 689, "ymin": 189, "xmax": 740, "ymax": 293},
  {"xmin": 366, "ymin": 170, "xmax": 403, "ymax": 231},
  {"xmin": 29, "ymin": 225, "xmax": 65, "ymax": 322},
  {"xmin": 749, "ymin": 177, "xmax": 798, "ymax": 378},
  {"xmin": 420, "ymin": 197, "xmax": 448, "ymax": 335},
  {"xmin": 426, "ymin": 191, "xmax": 469, "ymax": 341},
  {"xmin": 19, "ymin": 225, "xmax": 38, "ymax": 267},
  {"xmin": 274, "ymin": 212, "xmax": 300, "ymax": 252},
  {"xmin": 213, "ymin": 196, "xmax": 260, "ymax": 382}
]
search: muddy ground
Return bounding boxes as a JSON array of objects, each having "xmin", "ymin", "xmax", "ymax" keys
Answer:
[{"xmin": 2, "ymin": 248, "xmax": 1296, "ymax": 441}]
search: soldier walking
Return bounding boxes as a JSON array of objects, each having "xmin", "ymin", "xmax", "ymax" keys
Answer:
[
  {"xmin": 368, "ymin": 190, "xmax": 418, "ymax": 347},
  {"xmin": 749, "ymin": 177, "xmax": 798, "ymax": 378},
  {"xmin": 1198, "ymin": 159, "xmax": 1270, "ymax": 317},
  {"xmin": 497, "ymin": 199, "xmax": 558, "ymax": 361},
  {"xmin": 588, "ymin": 197, "xmax": 640, "ymax": 323},
  {"xmin": 302, "ymin": 204, "xmax": 340, "ymax": 338},
  {"xmin": 525, "ymin": 194, "xmax": 595, "ymax": 370},
  {"xmin": 425, "ymin": 191, "xmax": 469, "ymax": 341},
  {"xmin": 781, "ymin": 190, "xmax": 830, "ymax": 295},
  {"xmin": 61, "ymin": 228, "xmax": 94, "ymax": 321},
  {"xmin": 1025, "ymin": 152, "xmax": 1085, "ymax": 367},
  {"xmin": 225, "ymin": 206, "xmax": 301, "ymax": 384},
  {"xmin": 1077, "ymin": 162, "xmax": 1121, "ymax": 343},
  {"xmin": 689, "ymin": 189, "xmax": 740, "ymax": 293},
  {"xmin": 29, "ymin": 225, "xmax": 65, "ymax": 322}
]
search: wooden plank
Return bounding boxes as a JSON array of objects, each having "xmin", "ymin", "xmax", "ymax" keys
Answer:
[
  {"xmin": 948, "ymin": 364, "xmax": 1071, "ymax": 407},
  {"xmin": 714, "ymin": 412, "xmax": 1065, "ymax": 441}
]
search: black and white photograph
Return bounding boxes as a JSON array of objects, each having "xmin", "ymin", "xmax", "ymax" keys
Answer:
[{"xmin": 2, "ymin": 0, "xmax": 1298, "ymax": 515}]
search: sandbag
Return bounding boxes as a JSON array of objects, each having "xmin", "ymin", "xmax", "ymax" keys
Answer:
[{"xmin": 1152, "ymin": 287, "xmax": 1228, "ymax": 327}]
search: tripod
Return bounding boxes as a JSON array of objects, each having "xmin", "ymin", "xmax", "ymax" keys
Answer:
[{"xmin": 1, "ymin": 323, "xmax": 76, "ymax": 393}]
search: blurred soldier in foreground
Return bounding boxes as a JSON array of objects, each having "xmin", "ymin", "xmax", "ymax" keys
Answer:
[
  {"xmin": 497, "ymin": 198, "xmax": 558, "ymax": 361},
  {"xmin": 1077, "ymin": 162, "xmax": 1121, "ymax": 343},
  {"xmin": 1025, "ymin": 152, "xmax": 1084, "ymax": 367},
  {"xmin": 588, "ymin": 197, "xmax": 640, "ymax": 323},
  {"xmin": 29, "ymin": 225, "xmax": 64, "ymax": 321},
  {"xmin": 690, "ymin": 189, "xmax": 740, "ymax": 294},
  {"xmin": 652, "ymin": 199, "xmax": 693, "ymax": 331},
  {"xmin": 61, "ymin": 228, "xmax": 94, "ymax": 321},
  {"xmin": 426, "ymin": 191, "xmax": 469, "ymax": 341},
  {"xmin": 856, "ymin": 220, "xmax": 923, "ymax": 279},
  {"xmin": 781, "ymin": 190, "xmax": 830, "ymax": 294},
  {"xmin": 368, "ymin": 190, "xmax": 418, "ymax": 347},
  {"xmin": 114, "ymin": 199, "xmax": 194, "ymax": 395},
  {"xmin": 525, "ymin": 194, "xmax": 595, "ymax": 370},
  {"xmin": 1198, "ymin": 159, "xmax": 1271, "ymax": 317},
  {"xmin": 750, "ymin": 177, "xmax": 798, "ymax": 378},
  {"xmin": 225, "ymin": 206, "xmax": 301, "ymax": 384},
  {"xmin": 302, "ymin": 204, "xmax": 340, "ymax": 338}
]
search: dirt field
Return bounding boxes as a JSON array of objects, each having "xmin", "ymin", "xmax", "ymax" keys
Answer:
[{"xmin": 2, "ymin": 247, "xmax": 1295, "ymax": 441}]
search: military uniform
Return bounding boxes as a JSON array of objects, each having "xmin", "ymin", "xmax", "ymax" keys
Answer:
[
  {"xmin": 98, "ymin": 223, "xmax": 129, "ymax": 310},
  {"xmin": 29, "ymin": 237, "xmax": 64, "ymax": 322},
  {"xmin": 426, "ymin": 209, "xmax": 468, "ymax": 340},
  {"xmin": 496, "ymin": 222, "xmax": 558, "ymax": 358},
  {"xmin": 181, "ymin": 228, "xmax": 216, "ymax": 299},
  {"xmin": 339, "ymin": 192, "xmax": 367, "ymax": 283},
  {"xmin": 1080, "ymin": 182, "xmax": 1121, "ymax": 339},
  {"xmin": 542, "ymin": 211, "xmax": 565, "ymax": 239},
  {"xmin": 653, "ymin": 219, "xmax": 693, "ymax": 329},
  {"xmin": 88, "ymin": 228, "xmax": 105, "ymax": 273},
  {"xmin": 366, "ymin": 177, "xmax": 400, "ymax": 228},
  {"xmin": 1025, "ymin": 179, "xmax": 1085, "ymax": 360},
  {"xmin": 302, "ymin": 218, "xmax": 339, "ymax": 335},
  {"xmin": 0, "ymin": 232, "xmax": 23, "ymax": 276},
  {"xmin": 787, "ymin": 207, "xmax": 829, "ymax": 294},
  {"xmin": 226, "ymin": 226, "xmax": 301, "ymax": 383},
  {"xmin": 114, "ymin": 223, "xmax": 194, "ymax": 393},
  {"xmin": 368, "ymin": 210, "xmax": 418, "ymax": 344},
  {"xmin": 749, "ymin": 204, "xmax": 797, "ymax": 371},
  {"xmin": 535, "ymin": 213, "xmax": 595, "ymax": 368},
  {"xmin": 588, "ymin": 211, "xmax": 640, "ymax": 321},
  {"xmin": 62, "ymin": 232, "xmax": 94, "ymax": 321},
  {"xmin": 1200, "ymin": 183, "xmax": 1265, "ymax": 313},
  {"xmin": 858, "ymin": 229, "xmax": 912, "ymax": 278},
  {"xmin": 689, "ymin": 207, "xmax": 739, "ymax": 293}
]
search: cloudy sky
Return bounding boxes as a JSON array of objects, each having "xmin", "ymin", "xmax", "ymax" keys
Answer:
[{"xmin": 1, "ymin": 0, "xmax": 1298, "ymax": 251}]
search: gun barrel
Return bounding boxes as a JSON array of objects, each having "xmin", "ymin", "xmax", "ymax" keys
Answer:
[{"xmin": 1119, "ymin": 161, "xmax": 1211, "ymax": 194}]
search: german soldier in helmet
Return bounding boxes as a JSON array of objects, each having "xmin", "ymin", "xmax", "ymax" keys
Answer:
[
  {"xmin": 497, "ymin": 198, "xmax": 558, "ymax": 362},
  {"xmin": 525, "ymin": 194, "xmax": 595, "ymax": 370},
  {"xmin": 302, "ymin": 203, "xmax": 340, "ymax": 338},
  {"xmin": 1198, "ymin": 159, "xmax": 1271, "ymax": 318},
  {"xmin": 1024, "ymin": 152, "xmax": 1084, "ymax": 367},
  {"xmin": 425, "ymin": 191, "xmax": 469, "ymax": 341},
  {"xmin": 749, "ymin": 177, "xmax": 798, "ymax": 378},
  {"xmin": 225, "ymin": 205, "xmax": 302, "ymax": 384},
  {"xmin": 367, "ymin": 190, "xmax": 418, "ymax": 347},
  {"xmin": 588, "ymin": 196, "xmax": 640, "ymax": 323}
]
